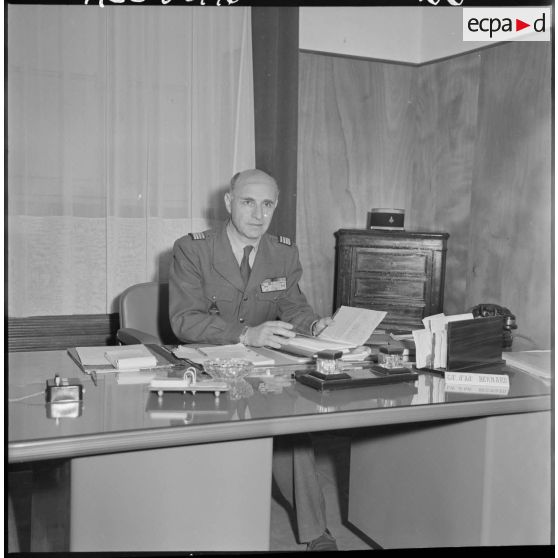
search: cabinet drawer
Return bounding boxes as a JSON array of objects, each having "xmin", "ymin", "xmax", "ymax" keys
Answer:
[
  {"xmin": 353, "ymin": 299, "xmax": 425, "ymax": 322},
  {"xmin": 355, "ymin": 249, "xmax": 428, "ymax": 275},
  {"xmin": 354, "ymin": 276, "xmax": 426, "ymax": 299}
]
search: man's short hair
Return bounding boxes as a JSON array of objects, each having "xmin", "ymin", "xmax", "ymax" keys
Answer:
[{"xmin": 230, "ymin": 169, "xmax": 279, "ymax": 194}]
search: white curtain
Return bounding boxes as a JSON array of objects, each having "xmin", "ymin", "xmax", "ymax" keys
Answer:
[{"xmin": 7, "ymin": 5, "xmax": 255, "ymax": 316}]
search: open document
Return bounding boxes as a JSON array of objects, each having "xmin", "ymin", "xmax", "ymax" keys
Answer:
[{"xmin": 279, "ymin": 306, "xmax": 387, "ymax": 358}]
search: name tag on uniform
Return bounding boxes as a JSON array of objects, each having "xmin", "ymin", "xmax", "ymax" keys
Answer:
[{"xmin": 260, "ymin": 277, "xmax": 287, "ymax": 293}]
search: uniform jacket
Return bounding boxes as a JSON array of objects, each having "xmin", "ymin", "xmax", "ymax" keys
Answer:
[{"xmin": 169, "ymin": 222, "xmax": 319, "ymax": 344}]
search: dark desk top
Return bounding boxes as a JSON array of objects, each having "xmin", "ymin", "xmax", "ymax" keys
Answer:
[{"xmin": 8, "ymin": 350, "xmax": 551, "ymax": 463}]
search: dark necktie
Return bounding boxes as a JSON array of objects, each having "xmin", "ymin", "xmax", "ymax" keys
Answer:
[{"xmin": 240, "ymin": 245, "xmax": 253, "ymax": 287}]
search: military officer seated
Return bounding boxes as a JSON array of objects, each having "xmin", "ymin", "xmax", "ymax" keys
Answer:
[{"xmin": 169, "ymin": 168, "xmax": 337, "ymax": 551}]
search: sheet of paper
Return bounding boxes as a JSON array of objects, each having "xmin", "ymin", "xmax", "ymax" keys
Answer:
[
  {"xmin": 196, "ymin": 344, "xmax": 275, "ymax": 366},
  {"xmin": 503, "ymin": 350, "xmax": 551, "ymax": 381},
  {"xmin": 104, "ymin": 345, "xmax": 157, "ymax": 370},
  {"xmin": 422, "ymin": 313, "xmax": 446, "ymax": 332},
  {"xmin": 433, "ymin": 330, "xmax": 447, "ymax": 368},
  {"xmin": 418, "ymin": 313, "xmax": 473, "ymax": 369},
  {"xmin": 255, "ymin": 346, "xmax": 312, "ymax": 365},
  {"xmin": 281, "ymin": 335, "xmax": 354, "ymax": 353},
  {"xmin": 445, "ymin": 313, "xmax": 474, "ymax": 323},
  {"xmin": 318, "ymin": 305, "xmax": 387, "ymax": 346},
  {"xmin": 75, "ymin": 346, "xmax": 114, "ymax": 366},
  {"xmin": 74, "ymin": 344, "xmax": 170, "ymax": 373},
  {"xmin": 413, "ymin": 329, "xmax": 433, "ymax": 369},
  {"xmin": 172, "ymin": 346, "xmax": 209, "ymax": 364},
  {"xmin": 340, "ymin": 346, "xmax": 372, "ymax": 362}
]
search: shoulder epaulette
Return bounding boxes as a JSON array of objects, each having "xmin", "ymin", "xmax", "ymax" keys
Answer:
[
  {"xmin": 278, "ymin": 235, "xmax": 292, "ymax": 246},
  {"xmin": 189, "ymin": 232, "xmax": 206, "ymax": 240}
]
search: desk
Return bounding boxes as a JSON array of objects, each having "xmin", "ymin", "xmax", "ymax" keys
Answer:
[{"xmin": 8, "ymin": 350, "xmax": 552, "ymax": 550}]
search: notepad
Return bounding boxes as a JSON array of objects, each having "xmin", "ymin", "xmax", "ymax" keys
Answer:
[
  {"xmin": 104, "ymin": 345, "xmax": 158, "ymax": 370},
  {"xmin": 71, "ymin": 344, "xmax": 174, "ymax": 375}
]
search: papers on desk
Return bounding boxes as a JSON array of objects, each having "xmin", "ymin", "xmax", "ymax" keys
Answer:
[
  {"xmin": 279, "ymin": 306, "xmax": 387, "ymax": 357},
  {"xmin": 278, "ymin": 335, "xmax": 355, "ymax": 358},
  {"xmin": 340, "ymin": 346, "xmax": 373, "ymax": 362},
  {"xmin": 412, "ymin": 313, "xmax": 474, "ymax": 369},
  {"xmin": 70, "ymin": 344, "xmax": 172, "ymax": 374},
  {"xmin": 319, "ymin": 306, "xmax": 387, "ymax": 346},
  {"xmin": 104, "ymin": 345, "xmax": 157, "ymax": 370},
  {"xmin": 503, "ymin": 350, "xmax": 551, "ymax": 384},
  {"xmin": 172, "ymin": 343, "xmax": 276, "ymax": 366}
]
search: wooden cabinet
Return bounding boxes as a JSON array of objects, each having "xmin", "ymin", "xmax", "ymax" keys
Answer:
[{"xmin": 334, "ymin": 229, "xmax": 449, "ymax": 330}]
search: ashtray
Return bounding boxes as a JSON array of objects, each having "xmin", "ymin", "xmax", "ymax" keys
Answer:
[{"xmin": 203, "ymin": 358, "xmax": 253, "ymax": 380}]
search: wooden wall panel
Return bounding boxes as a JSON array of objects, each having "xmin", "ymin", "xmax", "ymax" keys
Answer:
[
  {"xmin": 297, "ymin": 43, "xmax": 551, "ymax": 350},
  {"xmin": 8, "ymin": 314, "xmax": 119, "ymax": 352},
  {"xmin": 297, "ymin": 53, "xmax": 415, "ymax": 315},
  {"xmin": 467, "ymin": 43, "xmax": 552, "ymax": 351},
  {"xmin": 412, "ymin": 53, "xmax": 481, "ymax": 315}
]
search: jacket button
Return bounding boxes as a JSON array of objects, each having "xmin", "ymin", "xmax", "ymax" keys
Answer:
[
  {"xmin": 243, "ymin": 296, "xmax": 248, "ymax": 301},
  {"xmin": 239, "ymin": 318, "xmax": 245, "ymax": 323}
]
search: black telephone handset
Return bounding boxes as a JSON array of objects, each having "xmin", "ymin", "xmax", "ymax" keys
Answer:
[{"xmin": 470, "ymin": 303, "xmax": 517, "ymax": 348}]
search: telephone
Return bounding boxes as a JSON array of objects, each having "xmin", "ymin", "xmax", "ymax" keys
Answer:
[{"xmin": 470, "ymin": 303, "xmax": 517, "ymax": 348}]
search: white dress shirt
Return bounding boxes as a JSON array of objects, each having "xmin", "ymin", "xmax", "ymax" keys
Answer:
[{"xmin": 226, "ymin": 221, "xmax": 261, "ymax": 268}]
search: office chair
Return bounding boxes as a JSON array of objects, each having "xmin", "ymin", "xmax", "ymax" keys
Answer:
[{"xmin": 117, "ymin": 281, "xmax": 180, "ymax": 345}]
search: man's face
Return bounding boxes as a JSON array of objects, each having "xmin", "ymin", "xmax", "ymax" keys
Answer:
[{"xmin": 225, "ymin": 178, "xmax": 278, "ymax": 243}]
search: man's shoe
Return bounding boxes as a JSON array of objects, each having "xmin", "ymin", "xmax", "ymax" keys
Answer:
[{"xmin": 307, "ymin": 529, "xmax": 338, "ymax": 551}]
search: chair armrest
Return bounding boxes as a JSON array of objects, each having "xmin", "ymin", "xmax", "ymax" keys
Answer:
[{"xmin": 117, "ymin": 328, "xmax": 161, "ymax": 346}]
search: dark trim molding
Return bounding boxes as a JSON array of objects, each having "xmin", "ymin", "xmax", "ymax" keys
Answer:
[
  {"xmin": 300, "ymin": 41, "xmax": 513, "ymax": 68},
  {"xmin": 252, "ymin": 7, "xmax": 299, "ymax": 240},
  {"xmin": 7, "ymin": 314, "xmax": 120, "ymax": 352}
]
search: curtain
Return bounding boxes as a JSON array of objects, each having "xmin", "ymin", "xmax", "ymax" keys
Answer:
[
  {"xmin": 7, "ymin": 5, "xmax": 255, "ymax": 317},
  {"xmin": 251, "ymin": 7, "xmax": 299, "ymax": 239}
]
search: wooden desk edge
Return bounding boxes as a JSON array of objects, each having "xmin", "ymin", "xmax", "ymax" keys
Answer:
[{"xmin": 8, "ymin": 394, "xmax": 551, "ymax": 463}]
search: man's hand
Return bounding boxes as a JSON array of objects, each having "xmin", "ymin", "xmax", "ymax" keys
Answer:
[
  {"xmin": 312, "ymin": 316, "xmax": 333, "ymax": 336},
  {"xmin": 244, "ymin": 321, "xmax": 296, "ymax": 348}
]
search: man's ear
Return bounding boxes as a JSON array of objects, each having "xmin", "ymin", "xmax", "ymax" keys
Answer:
[{"xmin": 224, "ymin": 192, "xmax": 232, "ymax": 214}]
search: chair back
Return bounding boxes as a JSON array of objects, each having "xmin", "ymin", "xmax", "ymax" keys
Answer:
[{"xmin": 119, "ymin": 281, "xmax": 179, "ymax": 345}]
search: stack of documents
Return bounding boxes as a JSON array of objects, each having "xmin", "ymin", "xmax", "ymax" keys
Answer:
[
  {"xmin": 340, "ymin": 346, "xmax": 372, "ymax": 362},
  {"xmin": 279, "ymin": 335, "xmax": 355, "ymax": 357},
  {"xmin": 70, "ymin": 344, "xmax": 166, "ymax": 374},
  {"xmin": 412, "ymin": 313, "xmax": 474, "ymax": 369},
  {"xmin": 173, "ymin": 343, "xmax": 275, "ymax": 366},
  {"xmin": 503, "ymin": 350, "xmax": 551, "ymax": 384},
  {"xmin": 280, "ymin": 306, "xmax": 387, "ymax": 357},
  {"xmin": 104, "ymin": 345, "xmax": 157, "ymax": 370}
]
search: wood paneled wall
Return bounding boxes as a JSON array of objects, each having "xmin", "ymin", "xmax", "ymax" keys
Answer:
[
  {"xmin": 7, "ymin": 314, "xmax": 119, "ymax": 352},
  {"xmin": 297, "ymin": 43, "xmax": 551, "ymax": 351}
]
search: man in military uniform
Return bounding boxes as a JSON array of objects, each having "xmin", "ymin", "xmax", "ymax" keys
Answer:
[{"xmin": 169, "ymin": 169, "xmax": 338, "ymax": 551}]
